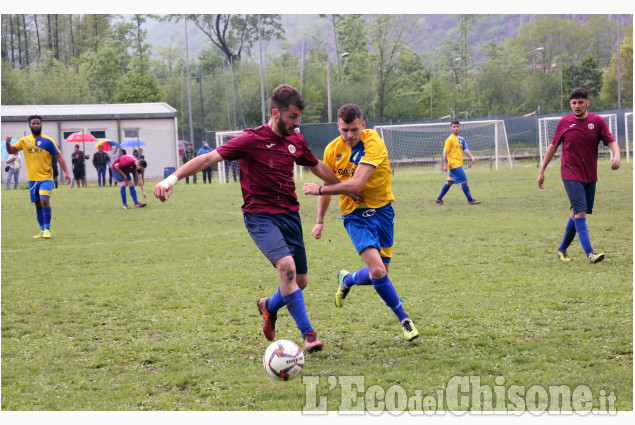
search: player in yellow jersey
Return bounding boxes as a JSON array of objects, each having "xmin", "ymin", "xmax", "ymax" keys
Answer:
[
  {"xmin": 5, "ymin": 115, "xmax": 71, "ymax": 238},
  {"xmin": 435, "ymin": 121, "xmax": 481, "ymax": 205},
  {"xmin": 303, "ymin": 104, "xmax": 419, "ymax": 341}
]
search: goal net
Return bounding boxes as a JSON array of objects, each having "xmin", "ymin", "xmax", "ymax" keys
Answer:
[
  {"xmin": 625, "ymin": 112, "xmax": 633, "ymax": 163},
  {"xmin": 214, "ymin": 130, "xmax": 304, "ymax": 184},
  {"xmin": 374, "ymin": 120, "xmax": 512, "ymax": 171},
  {"xmin": 538, "ymin": 114, "xmax": 618, "ymax": 163}
]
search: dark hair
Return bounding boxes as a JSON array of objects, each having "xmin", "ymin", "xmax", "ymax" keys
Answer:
[
  {"xmin": 569, "ymin": 87, "xmax": 589, "ymax": 100},
  {"xmin": 269, "ymin": 84, "xmax": 306, "ymax": 113},
  {"xmin": 337, "ymin": 104, "xmax": 363, "ymax": 123},
  {"xmin": 451, "ymin": 120, "xmax": 460, "ymax": 126},
  {"xmin": 139, "ymin": 160, "xmax": 147, "ymax": 168},
  {"xmin": 28, "ymin": 115, "xmax": 43, "ymax": 123}
]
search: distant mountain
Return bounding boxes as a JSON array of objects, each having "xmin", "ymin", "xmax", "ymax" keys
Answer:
[{"xmin": 144, "ymin": 14, "xmax": 632, "ymax": 63}]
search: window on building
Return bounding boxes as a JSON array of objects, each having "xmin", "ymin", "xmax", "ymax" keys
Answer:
[
  {"xmin": 63, "ymin": 131, "xmax": 80, "ymax": 140},
  {"xmin": 91, "ymin": 130, "xmax": 106, "ymax": 139},
  {"xmin": 123, "ymin": 129, "xmax": 139, "ymax": 139}
]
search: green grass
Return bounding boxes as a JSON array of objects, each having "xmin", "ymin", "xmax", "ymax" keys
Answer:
[{"xmin": 1, "ymin": 162, "xmax": 632, "ymax": 411}]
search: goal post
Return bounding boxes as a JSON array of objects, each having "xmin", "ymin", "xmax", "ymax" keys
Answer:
[
  {"xmin": 538, "ymin": 114, "xmax": 619, "ymax": 163},
  {"xmin": 373, "ymin": 120, "xmax": 512, "ymax": 171},
  {"xmin": 214, "ymin": 129, "xmax": 304, "ymax": 184},
  {"xmin": 625, "ymin": 112, "xmax": 633, "ymax": 163}
]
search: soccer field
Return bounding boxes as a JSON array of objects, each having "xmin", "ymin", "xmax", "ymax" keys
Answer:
[{"xmin": 1, "ymin": 163, "xmax": 632, "ymax": 411}]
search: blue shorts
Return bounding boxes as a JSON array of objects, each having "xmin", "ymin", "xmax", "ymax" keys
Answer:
[
  {"xmin": 244, "ymin": 212, "xmax": 308, "ymax": 274},
  {"xmin": 563, "ymin": 180, "xmax": 596, "ymax": 214},
  {"xmin": 28, "ymin": 180, "xmax": 54, "ymax": 203},
  {"xmin": 113, "ymin": 171, "xmax": 133, "ymax": 183},
  {"xmin": 342, "ymin": 203, "xmax": 394, "ymax": 263},
  {"xmin": 447, "ymin": 167, "xmax": 468, "ymax": 184}
]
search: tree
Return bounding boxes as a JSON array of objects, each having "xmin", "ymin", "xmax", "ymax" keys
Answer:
[
  {"xmin": 563, "ymin": 55, "xmax": 602, "ymax": 98},
  {"xmin": 115, "ymin": 62, "xmax": 162, "ymax": 103},
  {"xmin": 600, "ymin": 33, "xmax": 633, "ymax": 108},
  {"xmin": 367, "ymin": 15, "xmax": 411, "ymax": 120}
]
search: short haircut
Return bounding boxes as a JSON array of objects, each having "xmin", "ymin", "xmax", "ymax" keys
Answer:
[
  {"xmin": 337, "ymin": 104, "xmax": 363, "ymax": 123},
  {"xmin": 269, "ymin": 84, "xmax": 306, "ymax": 113},
  {"xmin": 451, "ymin": 120, "xmax": 460, "ymax": 126},
  {"xmin": 569, "ymin": 87, "xmax": 589, "ymax": 100},
  {"xmin": 139, "ymin": 160, "xmax": 147, "ymax": 168},
  {"xmin": 28, "ymin": 115, "xmax": 43, "ymax": 123}
]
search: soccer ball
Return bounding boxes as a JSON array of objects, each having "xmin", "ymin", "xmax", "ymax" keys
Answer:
[{"xmin": 262, "ymin": 340, "xmax": 305, "ymax": 381}]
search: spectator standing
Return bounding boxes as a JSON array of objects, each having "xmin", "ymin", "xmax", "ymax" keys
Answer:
[
  {"xmin": 182, "ymin": 143, "xmax": 197, "ymax": 184},
  {"xmin": 92, "ymin": 145, "xmax": 109, "ymax": 187},
  {"xmin": 197, "ymin": 141, "xmax": 214, "ymax": 183},
  {"xmin": 5, "ymin": 152, "xmax": 21, "ymax": 190}
]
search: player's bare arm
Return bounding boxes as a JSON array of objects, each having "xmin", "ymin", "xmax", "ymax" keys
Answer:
[
  {"xmin": 5, "ymin": 137, "xmax": 18, "ymax": 155},
  {"xmin": 55, "ymin": 153, "xmax": 72, "ymax": 184},
  {"xmin": 537, "ymin": 144, "xmax": 558, "ymax": 189},
  {"xmin": 608, "ymin": 141, "xmax": 621, "ymax": 170},
  {"xmin": 442, "ymin": 151, "xmax": 449, "ymax": 172},
  {"xmin": 303, "ymin": 164, "xmax": 373, "ymax": 202},
  {"xmin": 311, "ymin": 191, "xmax": 332, "ymax": 239},
  {"xmin": 154, "ymin": 150, "xmax": 225, "ymax": 202}
]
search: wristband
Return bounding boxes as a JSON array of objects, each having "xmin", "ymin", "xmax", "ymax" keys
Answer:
[
  {"xmin": 318, "ymin": 186, "xmax": 323, "ymax": 195},
  {"xmin": 317, "ymin": 221, "xmax": 323, "ymax": 225},
  {"xmin": 161, "ymin": 174, "xmax": 178, "ymax": 189}
]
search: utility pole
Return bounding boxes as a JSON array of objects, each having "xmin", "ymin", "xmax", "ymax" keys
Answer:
[{"xmin": 184, "ymin": 16, "xmax": 195, "ymax": 144}]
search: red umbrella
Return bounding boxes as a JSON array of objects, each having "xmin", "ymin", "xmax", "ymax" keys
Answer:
[{"xmin": 66, "ymin": 131, "xmax": 97, "ymax": 153}]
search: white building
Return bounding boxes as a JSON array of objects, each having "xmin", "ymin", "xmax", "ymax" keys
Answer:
[{"xmin": 1, "ymin": 103, "xmax": 180, "ymax": 184}]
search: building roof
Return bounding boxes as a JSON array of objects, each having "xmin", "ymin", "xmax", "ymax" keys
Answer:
[{"xmin": 1, "ymin": 103, "xmax": 178, "ymax": 122}]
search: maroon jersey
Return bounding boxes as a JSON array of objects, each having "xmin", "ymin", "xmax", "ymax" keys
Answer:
[
  {"xmin": 216, "ymin": 125, "xmax": 319, "ymax": 214},
  {"xmin": 551, "ymin": 112, "xmax": 615, "ymax": 182},
  {"xmin": 111, "ymin": 155, "xmax": 137, "ymax": 174}
]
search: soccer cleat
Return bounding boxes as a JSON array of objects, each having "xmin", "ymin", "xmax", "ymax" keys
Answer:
[
  {"xmin": 122, "ymin": 204, "xmax": 131, "ymax": 209},
  {"xmin": 556, "ymin": 251, "xmax": 571, "ymax": 262},
  {"xmin": 468, "ymin": 199, "xmax": 481, "ymax": 205},
  {"xmin": 303, "ymin": 331, "xmax": 323, "ymax": 353},
  {"xmin": 42, "ymin": 229, "xmax": 52, "ymax": 239},
  {"xmin": 257, "ymin": 298, "xmax": 277, "ymax": 341},
  {"xmin": 33, "ymin": 231, "xmax": 44, "ymax": 239},
  {"xmin": 401, "ymin": 318, "xmax": 420, "ymax": 341},
  {"xmin": 135, "ymin": 203, "xmax": 147, "ymax": 208},
  {"xmin": 435, "ymin": 198, "xmax": 445, "ymax": 205},
  {"xmin": 587, "ymin": 252, "xmax": 605, "ymax": 264},
  {"xmin": 335, "ymin": 270, "xmax": 351, "ymax": 308}
]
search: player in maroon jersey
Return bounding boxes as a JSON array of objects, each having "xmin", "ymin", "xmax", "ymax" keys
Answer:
[
  {"xmin": 154, "ymin": 85, "xmax": 361, "ymax": 353},
  {"xmin": 538, "ymin": 87, "xmax": 621, "ymax": 264}
]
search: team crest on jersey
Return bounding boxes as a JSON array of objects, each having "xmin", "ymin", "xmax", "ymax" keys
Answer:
[
  {"xmin": 288, "ymin": 144, "xmax": 296, "ymax": 154},
  {"xmin": 336, "ymin": 154, "xmax": 342, "ymax": 160},
  {"xmin": 588, "ymin": 123, "xmax": 595, "ymax": 130}
]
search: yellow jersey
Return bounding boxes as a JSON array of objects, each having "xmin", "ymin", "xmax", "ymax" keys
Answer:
[
  {"xmin": 13, "ymin": 133, "xmax": 60, "ymax": 181},
  {"xmin": 443, "ymin": 134, "xmax": 469, "ymax": 169},
  {"xmin": 323, "ymin": 129, "xmax": 395, "ymax": 215}
]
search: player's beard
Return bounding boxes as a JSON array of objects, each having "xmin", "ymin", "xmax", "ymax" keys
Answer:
[
  {"xmin": 277, "ymin": 116, "xmax": 295, "ymax": 137},
  {"xmin": 30, "ymin": 128, "xmax": 41, "ymax": 136}
]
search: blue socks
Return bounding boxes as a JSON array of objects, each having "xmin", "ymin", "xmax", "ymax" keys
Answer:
[
  {"xmin": 283, "ymin": 289, "xmax": 313, "ymax": 338},
  {"xmin": 36, "ymin": 206, "xmax": 44, "ymax": 230},
  {"xmin": 559, "ymin": 218, "xmax": 577, "ymax": 252},
  {"xmin": 438, "ymin": 183, "xmax": 451, "ymax": 200},
  {"xmin": 268, "ymin": 287, "xmax": 284, "ymax": 315},
  {"xmin": 372, "ymin": 275, "xmax": 408, "ymax": 322},
  {"xmin": 120, "ymin": 186, "xmax": 127, "ymax": 205},
  {"xmin": 343, "ymin": 267, "xmax": 372, "ymax": 287},
  {"xmin": 461, "ymin": 182, "xmax": 472, "ymax": 201},
  {"xmin": 574, "ymin": 217, "xmax": 593, "ymax": 256},
  {"xmin": 42, "ymin": 206, "xmax": 51, "ymax": 230},
  {"xmin": 129, "ymin": 187, "xmax": 139, "ymax": 205}
]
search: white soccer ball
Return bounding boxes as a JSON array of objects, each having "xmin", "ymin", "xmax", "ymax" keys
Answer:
[{"xmin": 262, "ymin": 339, "xmax": 305, "ymax": 381}]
